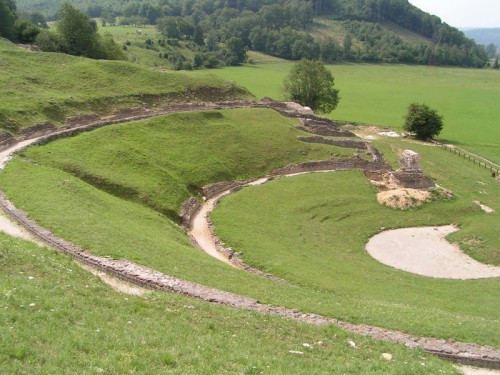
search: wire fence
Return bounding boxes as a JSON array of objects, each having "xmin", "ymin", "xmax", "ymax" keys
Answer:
[
  {"xmin": 434, "ymin": 142, "xmax": 500, "ymax": 178},
  {"xmin": 336, "ymin": 120, "xmax": 499, "ymax": 178}
]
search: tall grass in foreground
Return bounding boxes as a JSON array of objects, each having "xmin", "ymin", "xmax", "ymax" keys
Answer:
[{"xmin": 0, "ymin": 234, "xmax": 458, "ymax": 374}]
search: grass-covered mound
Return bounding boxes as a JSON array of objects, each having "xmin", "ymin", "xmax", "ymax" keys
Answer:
[
  {"xmin": 0, "ymin": 233, "xmax": 458, "ymax": 374},
  {"xmin": 0, "ymin": 39, "xmax": 251, "ymax": 132},
  {"xmin": 0, "ymin": 108, "xmax": 498, "ymax": 347}
]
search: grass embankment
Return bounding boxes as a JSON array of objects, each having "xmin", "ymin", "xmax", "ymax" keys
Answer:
[
  {"xmin": 0, "ymin": 234, "xmax": 458, "ymax": 374},
  {"xmin": 0, "ymin": 108, "xmax": 498, "ymax": 347},
  {"xmin": 188, "ymin": 58, "xmax": 500, "ymax": 164},
  {"xmin": 0, "ymin": 39, "xmax": 250, "ymax": 132}
]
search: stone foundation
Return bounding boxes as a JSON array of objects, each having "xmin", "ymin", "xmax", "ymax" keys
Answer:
[{"xmin": 298, "ymin": 136, "xmax": 368, "ymax": 149}]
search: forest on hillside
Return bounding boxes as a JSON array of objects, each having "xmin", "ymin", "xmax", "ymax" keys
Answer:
[{"xmin": 11, "ymin": 0, "xmax": 489, "ymax": 67}]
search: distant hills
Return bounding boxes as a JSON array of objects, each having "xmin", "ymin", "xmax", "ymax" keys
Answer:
[
  {"xmin": 462, "ymin": 28, "xmax": 500, "ymax": 47},
  {"xmin": 15, "ymin": 0, "xmax": 489, "ymax": 67}
]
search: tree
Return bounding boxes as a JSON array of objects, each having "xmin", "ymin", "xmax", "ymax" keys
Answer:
[
  {"xmin": 15, "ymin": 18, "xmax": 40, "ymax": 43},
  {"xmin": 0, "ymin": 0, "xmax": 18, "ymax": 41},
  {"xmin": 403, "ymin": 103, "xmax": 443, "ymax": 140},
  {"xmin": 494, "ymin": 57, "xmax": 499, "ymax": 70},
  {"xmin": 282, "ymin": 59, "xmax": 340, "ymax": 113},
  {"xmin": 226, "ymin": 37, "xmax": 247, "ymax": 65},
  {"xmin": 57, "ymin": 3, "xmax": 97, "ymax": 56}
]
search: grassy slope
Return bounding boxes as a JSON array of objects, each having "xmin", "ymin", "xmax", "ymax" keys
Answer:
[
  {"xmin": 0, "ymin": 234, "xmax": 457, "ymax": 374},
  {"xmin": 187, "ymin": 60, "xmax": 500, "ymax": 164},
  {"xmin": 0, "ymin": 39, "xmax": 250, "ymax": 132},
  {"xmin": 9, "ymin": 109, "xmax": 348, "ymax": 220},
  {"xmin": 212, "ymin": 162, "xmax": 500, "ymax": 346},
  {"xmin": 0, "ymin": 108, "xmax": 498, "ymax": 347}
]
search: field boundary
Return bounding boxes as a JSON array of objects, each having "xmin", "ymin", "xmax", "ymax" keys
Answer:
[{"xmin": 432, "ymin": 141, "xmax": 500, "ymax": 177}]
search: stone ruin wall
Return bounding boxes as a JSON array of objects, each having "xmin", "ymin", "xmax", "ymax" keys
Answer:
[{"xmin": 298, "ymin": 136, "xmax": 368, "ymax": 149}]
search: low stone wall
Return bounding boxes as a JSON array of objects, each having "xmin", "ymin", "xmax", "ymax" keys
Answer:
[
  {"xmin": 202, "ymin": 179, "xmax": 258, "ymax": 199},
  {"xmin": 65, "ymin": 114, "xmax": 102, "ymax": 127},
  {"xmin": 270, "ymin": 158, "xmax": 392, "ymax": 176},
  {"xmin": 298, "ymin": 136, "xmax": 368, "ymax": 149},
  {"xmin": 17, "ymin": 122, "xmax": 55, "ymax": 139},
  {"xmin": 391, "ymin": 170, "xmax": 436, "ymax": 189},
  {"xmin": 178, "ymin": 197, "xmax": 200, "ymax": 227},
  {"xmin": 0, "ymin": 131, "xmax": 15, "ymax": 151},
  {"xmin": 298, "ymin": 118, "xmax": 357, "ymax": 138}
]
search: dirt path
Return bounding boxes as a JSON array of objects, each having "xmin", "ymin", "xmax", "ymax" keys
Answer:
[{"xmin": 189, "ymin": 177, "xmax": 270, "ymax": 267}]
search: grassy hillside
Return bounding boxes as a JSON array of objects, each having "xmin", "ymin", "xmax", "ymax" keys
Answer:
[
  {"xmin": 0, "ymin": 39, "xmax": 251, "ymax": 132},
  {"xmin": 0, "ymin": 233, "xmax": 458, "ymax": 374},
  {"xmin": 188, "ymin": 60, "xmax": 500, "ymax": 164},
  {"xmin": 1, "ymin": 108, "xmax": 499, "ymax": 347}
]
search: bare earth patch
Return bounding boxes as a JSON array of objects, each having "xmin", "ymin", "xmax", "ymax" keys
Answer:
[
  {"xmin": 473, "ymin": 200, "xmax": 495, "ymax": 213},
  {"xmin": 78, "ymin": 262, "xmax": 150, "ymax": 296},
  {"xmin": 458, "ymin": 366, "xmax": 500, "ymax": 375},
  {"xmin": 366, "ymin": 225, "xmax": 500, "ymax": 279},
  {"xmin": 377, "ymin": 188, "xmax": 431, "ymax": 209}
]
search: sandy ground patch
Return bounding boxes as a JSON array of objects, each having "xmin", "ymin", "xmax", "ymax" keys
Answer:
[
  {"xmin": 474, "ymin": 200, "xmax": 495, "ymax": 213},
  {"xmin": 366, "ymin": 225, "xmax": 500, "ymax": 279},
  {"xmin": 378, "ymin": 131, "xmax": 400, "ymax": 137},
  {"xmin": 0, "ymin": 210, "xmax": 45, "ymax": 246},
  {"xmin": 458, "ymin": 366, "xmax": 500, "ymax": 375},
  {"xmin": 377, "ymin": 188, "xmax": 431, "ymax": 209},
  {"xmin": 78, "ymin": 262, "xmax": 150, "ymax": 296}
]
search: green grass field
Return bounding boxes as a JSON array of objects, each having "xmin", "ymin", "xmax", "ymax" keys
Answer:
[
  {"xmin": 1, "ymin": 108, "xmax": 498, "ymax": 348},
  {"xmin": 188, "ymin": 55, "xmax": 500, "ymax": 164},
  {"xmin": 0, "ymin": 39, "xmax": 250, "ymax": 132},
  {"xmin": 0, "ymin": 233, "xmax": 458, "ymax": 374}
]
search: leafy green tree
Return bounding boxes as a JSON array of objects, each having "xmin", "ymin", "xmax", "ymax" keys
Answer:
[
  {"xmin": 283, "ymin": 59, "xmax": 340, "ymax": 113},
  {"xmin": 0, "ymin": 0, "xmax": 17, "ymax": 41},
  {"xmin": 57, "ymin": 2, "xmax": 97, "ymax": 56},
  {"xmin": 15, "ymin": 18, "xmax": 40, "ymax": 43},
  {"xmin": 226, "ymin": 37, "xmax": 247, "ymax": 65},
  {"xmin": 27, "ymin": 12, "xmax": 48, "ymax": 29},
  {"xmin": 494, "ymin": 57, "xmax": 500, "ymax": 70},
  {"xmin": 193, "ymin": 25, "xmax": 204, "ymax": 45},
  {"xmin": 157, "ymin": 16, "xmax": 180, "ymax": 39},
  {"xmin": 35, "ymin": 29, "xmax": 64, "ymax": 52},
  {"xmin": 101, "ymin": 11, "xmax": 116, "ymax": 27},
  {"xmin": 403, "ymin": 103, "xmax": 444, "ymax": 140}
]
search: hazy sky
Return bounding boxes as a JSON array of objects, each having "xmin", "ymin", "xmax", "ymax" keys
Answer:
[{"xmin": 408, "ymin": 0, "xmax": 500, "ymax": 28}]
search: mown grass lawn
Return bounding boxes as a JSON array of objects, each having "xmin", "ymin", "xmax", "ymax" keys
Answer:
[
  {"xmin": 188, "ymin": 56, "xmax": 500, "ymax": 164},
  {"xmin": 0, "ymin": 108, "xmax": 498, "ymax": 347}
]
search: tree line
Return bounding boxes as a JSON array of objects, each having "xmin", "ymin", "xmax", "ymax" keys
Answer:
[
  {"xmin": 1, "ymin": 0, "xmax": 124, "ymax": 60},
  {"xmin": 7, "ymin": 0, "xmax": 491, "ymax": 68}
]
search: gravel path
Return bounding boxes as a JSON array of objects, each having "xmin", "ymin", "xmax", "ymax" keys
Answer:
[{"xmin": 366, "ymin": 226, "xmax": 500, "ymax": 279}]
